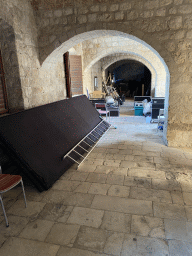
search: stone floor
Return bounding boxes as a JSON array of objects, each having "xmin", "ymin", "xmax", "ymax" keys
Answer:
[{"xmin": 1, "ymin": 116, "xmax": 192, "ymax": 256}]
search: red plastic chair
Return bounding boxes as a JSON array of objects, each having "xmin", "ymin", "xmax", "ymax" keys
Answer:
[{"xmin": 0, "ymin": 172, "xmax": 27, "ymax": 227}]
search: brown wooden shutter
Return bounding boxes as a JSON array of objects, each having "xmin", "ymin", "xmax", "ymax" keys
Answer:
[
  {"xmin": 69, "ymin": 55, "xmax": 83, "ymax": 96},
  {"xmin": 64, "ymin": 52, "xmax": 72, "ymax": 98},
  {"xmin": 0, "ymin": 50, "xmax": 8, "ymax": 114}
]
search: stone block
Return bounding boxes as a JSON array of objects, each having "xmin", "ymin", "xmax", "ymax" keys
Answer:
[
  {"xmin": 152, "ymin": 179, "xmax": 181, "ymax": 191},
  {"xmin": 88, "ymin": 183, "xmax": 110, "ymax": 195},
  {"xmin": 131, "ymin": 215, "xmax": 165, "ymax": 238},
  {"xmin": 121, "ymin": 234, "xmax": 169, "ymax": 256},
  {"xmin": 52, "ymin": 180, "xmax": 81, "ymax": 191},
  {"xmin": 63, "ymin": 193, "xmax": 94, "ymax": 208},
  {"xmin": 128, "ymin": 168, "xmax": 166, "ymax": 180},
  {"xmin": 140, "ymin": 10, "xmax": 154, "ymax": 18},
  {"xmin": 119, "ymin": 2, "xmax": 131, "ymax": 11},
  {"xmin": 91, "ymin": 195, "xmax": 153, "ymax": 215},
  {"xmin": 0, "ymin": 237, "xmax": 60, "ymax": 256},
  {"xmin": 160, "ymin": 0, "xmax": 173, "ymax": 6},
  {"xmin": 74, "ymin": 182, "xmax": 92, "ymax": 193},
  {"xmin": 108, "ymin": 185, "xmax": 130, "ymax": 198},
  {"xmin": 38, "ymin": 203, "xmax": 69, "ymax": 222},
  {"xmin": 179, "ymin": 5, "xmax": 192, "ymax": 13},
  {"xmin": 67, "ymin": 206, "xmax": 104, "ymax": 228},
  {"xmin": 56, "ymin": 247, "xmax": 100, "ymax": 256},
  {"xmin": 127, "ymin": 10, "xmax": 138, "ymax": 20},
  {"xmin": 74, "ymin": 226, "xmax": 109, "ymax": 252},
  {"xmin": 184, "ymin": 15, "xmax": 192, "ymax": 29},
  {"xmin": 174, "ymin": 0, "xmax": 183, "ymax": 4},
  {"xmin": 169, "ymin": 7, "xmax": 177, "ymax": 14},
  {"xmin": 109, "ymin": 4, "xmax": 119, "ymax": 12},
  {"xmin": 88, "ymin": 13, "xmax": 97, "ymax": 23},
  {"xmin": 19, "ymin": 219, "xmax": 54, "ymax": 242},
  {"xmin": 69, "ymin": 171, "xmax": 89, "ymax": 182},
  {"xmin": 7, "ymin": 200, "xmax": 45, "ymax": 217},
  {"xmin": 104, "ymin": 232, "xmax": 124, "ymax": 256},
  {"xmin": 168, "ymin": 239, "xmax": 192, "ymax": 256},
  {"xmin": 156, "ymin": 7, "xmax": 166, "ymax": 16},
  {"xmin": 171, "ymin": 191, "xmax": 184, "ymax": 205},
  {"xmin": 78, "ymin": 7, "xmax": 89, "ymax": 15},
  {"xmin": 101, "ymin": 211, "xmax": 131, "ymax": 233},
  {"xmin": 95, "ymin": 166, "xmax": 128, "ymax": 176},
  {"xmin": 154, "ymin": 202, "xmax": 187, "ymax": 220},
  {"xmin": 168, "ymin": 16, "xmax": 182, "ymax": 30},
  {"xmin": 144, "ymin": 0, "xmax": 159, "ymax": 9},
  {"xmin": 106, "ymin": 174, "xmax": 124, "ymax": 185},
  {"xmin": 86, "ymin": 173, "xmax": 107, "ymax": 183},
  {"xmin": 90, "ymin": 5, "xmax": 99, "ymax": 12},
  {"xmin": 130, "ymin": 187, "xmax": 172, "ymax": 203},
  {"xmin": 124, "ymin": 176, "xmax": 151, "ymax": 189},
  {"xmin": 186, "ymin": 30, "xmax": 192, "ymax": 38},
  {"xmin": 164, "ymin": 219, "xmax": 188, "ymax": 241},
  {"xmin": 183, "ymin": 192, "xmax": 192, "ymax": 206},
  {"xmin": 115, "ymin": 11, "xmax": 124, "ymax": 20},
  {"xmin": 45, "ymin": 223, "xmax": 80, "ymax": 246},
  {"xmin": 63, "ymin": 8, "xmax": 73, "ymax": 15},
  {"xmin": 54, "ymin": 9, "xmax": 62, "ymax": 17},
  {"xmin": 77, "ymin": 15, "xmax": 87, "ymax": 24}
]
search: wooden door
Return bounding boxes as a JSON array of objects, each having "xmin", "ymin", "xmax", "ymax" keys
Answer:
[{"xmin": 64, "ymin": 52, "xmax": 72, "ymax": 98}]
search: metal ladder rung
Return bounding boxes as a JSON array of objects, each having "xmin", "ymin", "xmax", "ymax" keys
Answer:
[
  {"xmin": 86, "ymin": 136, "xmax": 96, "ymax": 144},
  {"xmin": 78, "ymin": 144, "xmax": 89, "ymax": 153},
  {"xmin": 82, "ymin": 140, "xmax": 92, "ymax": 147},
  {"xmin": 90, "ymin": 132, "xmax": 99, "ymax": 140},
  {"xmin": 67, "ymin": 155, "xmax": 80, "ymax": 165},
  {"xmin": 93, "ymin": 130, "xmax": 102, "ymax": 137},
  {"xmin": 73, "ymin": 149, "xmax": 85, "ymax": 158}
]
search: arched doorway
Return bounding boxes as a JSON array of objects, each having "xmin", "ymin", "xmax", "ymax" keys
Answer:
[{"xmin": 39, "ymin": 30, "xmax": 170, "ymax": 144}]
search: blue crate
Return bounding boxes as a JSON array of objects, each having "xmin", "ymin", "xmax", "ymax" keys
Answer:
[{"xmin": 134, "ymin": 106, "xmax": 143, "ymax": 116}]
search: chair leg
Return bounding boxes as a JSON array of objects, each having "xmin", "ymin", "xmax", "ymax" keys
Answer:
[
  {"xmin": 20, "ymin": 179, "xmax": 27, "ymax": 208},
  {"xmin": 0, "ymin": 195, "xmax": 9, "ymax": 227}
]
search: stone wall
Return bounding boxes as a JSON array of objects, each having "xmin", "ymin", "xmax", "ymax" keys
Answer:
[
  {"xmin": 1, "ymin": 0, "xmax": 192, "ymax": 148},
  {"xmin": 0, "ymin": 0, "xmax": 40, "ymax": 110}
]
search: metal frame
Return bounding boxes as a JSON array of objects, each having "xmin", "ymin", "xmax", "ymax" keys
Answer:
[
  {"xmin": 0, "ymin": 172, "xmax": 27, "ymax": 227},
  {"xmin": 63, "ymin": 118, "xmax": 111, "ymax": 167}
]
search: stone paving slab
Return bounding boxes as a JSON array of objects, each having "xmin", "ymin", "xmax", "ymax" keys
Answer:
[
  {"xmin": 91, "ymin": 195, "xmax": 153, "ymax": 215},
  {"xmin": 121, "ymin": 234, "xmax": 169, "ymax": 256},
  {"xmin": 0, "ymin": 237, "xmax": 59, "ymax": 256},
  {"xmin": 67, "ymin": 207, "xmax": 104, "ymax": 228},
  {"xmin": 153, "ymin": 202, "xmax": 187, "ymax": 220},
  {"xmin": 45, "ymin": 223, "xmax": 80, "ymax": 246},
  {"xmin": 101, "ymin": 210, "xmax": 131, "ymax": 233}
]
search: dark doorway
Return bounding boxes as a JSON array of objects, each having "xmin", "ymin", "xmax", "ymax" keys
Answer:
[{"xmin": 106, "ymin": 59, "xmax": 151, "ymax": 99}]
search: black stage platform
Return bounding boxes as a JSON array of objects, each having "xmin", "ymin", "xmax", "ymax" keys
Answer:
[{"xmin": 0, "ymin": 95, "xmax": 103, "ymax": 191}]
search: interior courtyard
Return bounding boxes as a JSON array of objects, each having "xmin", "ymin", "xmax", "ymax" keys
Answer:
[{"xmin": 0, "ymin": 0, "xmax": 192, "ymax": 255}]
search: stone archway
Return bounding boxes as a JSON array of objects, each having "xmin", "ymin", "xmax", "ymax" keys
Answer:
[{"xmin": 39, "ymin": 30, "xmax": 170, "ymax": 144}]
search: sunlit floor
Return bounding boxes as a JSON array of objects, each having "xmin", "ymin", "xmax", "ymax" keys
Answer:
[{"xmin": 0, "ymin": 114, "xmax": 192, "ymax": 255}]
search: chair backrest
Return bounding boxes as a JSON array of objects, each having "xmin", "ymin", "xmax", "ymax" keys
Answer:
[{"xmin": 95, "ymin": 103, "xmax": 106, "ymax": 109}]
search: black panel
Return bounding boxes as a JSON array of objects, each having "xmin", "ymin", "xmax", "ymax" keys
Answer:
[{"xmin": 0, "ymin": 95, "xmax": 101, "ymax": 191}]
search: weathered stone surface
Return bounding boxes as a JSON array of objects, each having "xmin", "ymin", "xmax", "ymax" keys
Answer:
[
  {"xmin": 0, "ymin": 237, "xmax": 60, "ymax": 256},
  {"xmin": 101, "ymin": 211, "xmax": 131, "ymax": 233},
  {"xmin": 168, "ymin": 16, "xmax": 182, "ymax": 30},
  {"xmin": 131, "ymin": 215, "xmax": 165, "ymax": 238},
  {"xmin": 121, "ymin": 234, "xmax": 169, "ymax": 256},
  {"xmin": 91, "ymin": 195, "xmax": 153, "ymax": 215},
  {"xmin": 67, "ymin": 207, "xmax": 104, "ymax": 228},
  {"xmin": 45, "ymin": 223, "xmax": 80, "ymax": 246}
]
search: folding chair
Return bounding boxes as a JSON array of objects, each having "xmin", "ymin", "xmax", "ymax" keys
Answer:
[
  {"xmin": 0, "ymin": 167, "xmax": 27, "ymax": 227},
  {"xmin": 95, "ymin": 103, "xmax": 110, "ymax": 121}
]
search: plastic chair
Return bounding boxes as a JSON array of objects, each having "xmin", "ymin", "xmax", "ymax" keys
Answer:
[
  {"xmin": 0, "ymin": 168, "xmax": 27, "ymax": 227},
  {"xmin": 95, "ymin": 103, "xmax": 110, "ymax": 121},
  {"xmin": 157, "ymin": 109, "xmax": 165, "ymax": 131}
]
